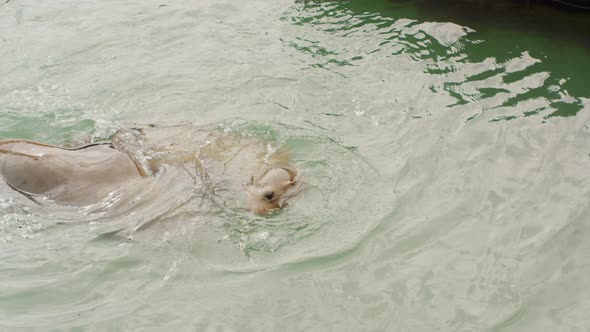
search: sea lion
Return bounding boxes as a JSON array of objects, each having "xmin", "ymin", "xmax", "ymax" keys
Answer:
[{"xmin": 0, "ymin": 126, "xmax": 301, "ymax": 214}]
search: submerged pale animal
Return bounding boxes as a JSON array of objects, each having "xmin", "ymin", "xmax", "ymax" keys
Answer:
[
  {"xmin": 0, "ymin": 125, "xmax": 302, "ymax": 213},
  {"xmin": 0, "ymin": 140, "xmax": 144, "ymax": 205}
]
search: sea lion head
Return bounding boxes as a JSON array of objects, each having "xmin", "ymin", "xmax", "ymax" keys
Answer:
[{"xmin": 245, "ymin": 166, "xmax": 300, "ymax": 214}]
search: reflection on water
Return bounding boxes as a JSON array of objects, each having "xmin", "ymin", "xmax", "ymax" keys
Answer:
[{"xmin": 1, "ymin": 0, "xmax": 590, "ymax": 330}]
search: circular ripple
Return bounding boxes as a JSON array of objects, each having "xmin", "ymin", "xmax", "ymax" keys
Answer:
[{"xmin": 179, "ymin": 121, "xmax": 396, "ymax": 269}]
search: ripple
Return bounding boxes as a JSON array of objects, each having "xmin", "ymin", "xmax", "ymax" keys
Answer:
[
  {"xmin": 281, "ymin": 0, "xmax": 586, "ymax": 121},
  {"xmin": 168, "ymin": 121, "xmax": 397, "ymax": 270},
  {"xmin": 1, "ymin": 0, "xmax": 589, "ymax": 329}
]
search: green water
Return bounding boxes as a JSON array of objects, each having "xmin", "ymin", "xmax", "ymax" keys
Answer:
[{"xmin": 1, "ymin": 0, "xmax": 590, "ymax": 330}]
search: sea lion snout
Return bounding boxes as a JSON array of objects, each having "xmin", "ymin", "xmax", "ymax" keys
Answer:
[
  {"xmin": 246, "ymin": 167, "xmax": 300, "ymax": 214},
  {"xmin": 264, "ymin": 190, "xmax": 275, "ymax": 201}
]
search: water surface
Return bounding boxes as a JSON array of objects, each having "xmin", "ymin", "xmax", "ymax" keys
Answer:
[{"xmin": 1, "ymin": 0, "xmax": 590, "ymax": 330}]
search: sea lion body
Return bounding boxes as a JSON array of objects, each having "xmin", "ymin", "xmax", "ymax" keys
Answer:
[{"xmin": 0, "ymin": 141, "xmax": 144, "ymax": 205}]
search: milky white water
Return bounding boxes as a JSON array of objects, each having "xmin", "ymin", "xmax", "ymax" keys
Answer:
[{"xmin": 1, "ymin": 0, "xmax": 589, "ymax": 330}]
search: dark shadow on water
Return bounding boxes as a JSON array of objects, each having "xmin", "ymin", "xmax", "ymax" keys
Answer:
[
  {"xmin": 406, "ymin": 0, "xmax": 590, "ymax": 47},
  {"xmin": 394, "ymin": 0, "xmax": 590, "ymax": 117},
  {"xmin": 297, "ymin": 0, "xmax": 590, "ymax": 119},
  {"xmin": 336, "ymin": 0, "xmax": 590, "ymax": 47}
]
